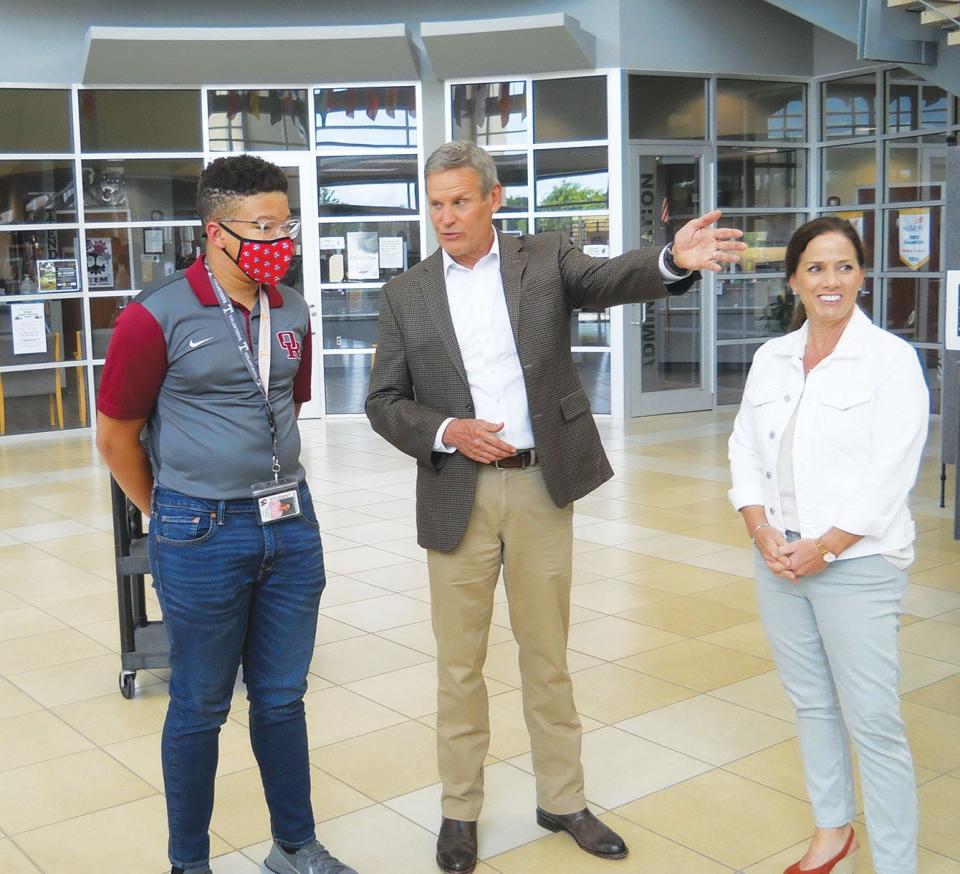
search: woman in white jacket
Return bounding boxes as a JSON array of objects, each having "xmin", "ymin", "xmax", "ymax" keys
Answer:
[{"xmin": 728, "ymin": 217, "xmax": 928, "ymax": 874}]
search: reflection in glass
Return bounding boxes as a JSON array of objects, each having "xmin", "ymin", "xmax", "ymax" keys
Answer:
[
  {"xmin": 717, "ymin": 147, "xmax": 806, "ymax": 208},
  {"xmin": 887, "ymin": 71, "xmax": 948, "ymax": 133},
  {"xmin": 716, "ymin": 342, "xmax": 763, "ymax": 405},
  {"xmin": 0, "ymin": 298, "xmax": 86, "ymax": 435},
  {"xmin": 80, "ymin": 159, "xmax": 203, "ymax": 223},
  {"xmin": 89, "ymin": 295, "xmax": 133, "ymax": 359},
  {"xmin": 716, "ymin": 79, "xmax": 805, "ymax": 141},
  {"xmin": 534, "ymin": 76, "xmax": 607, "ymax": 143},
  {"xmin": 640, "ymin": 283, "xmax": 702, "ymax": 394},
  {"xmin": 0, "ymin": 162, "xmax": 76, "ymax": 224},
  {"xmin": 716, "ymin": 277, "xmax": 793, "ymax": 341},
  {"xmin": 885, "ymin": 206, "xmax": 940, "ymax": 272},
  {"xmin": 885, "ymin": 135, "xmax": 946, "ymax": 202},
  {"xmin": 0, "ymin": 230, "xmax": 80, "ymax": 295},
  {"xmin": 451, "ymin": 81, "xmax": 527, "ymax": 146},
  {"xmin": 316, "ymin": 86, "xmax": 417, "ymax": 148},
  {"xmin": 0, "ymin": 89, "xmax": 72, "ymax": 153},
  {"xmin": 493, "ymin": 217, "xmax": 528, "ymax": 236},
  {"xmin": 534, "ymin": 147, "xmax": 608, "ymax": 211},
  {"xmin": 821, "ymin": 210, "xmax": 875, "ymax": 269},
  {"xmin": 885, "ymin": 276, "xmax": 940, "ymax": 344},
  {"xmin": 321, "ymin": 288, "xmax": 379, "ymax": 349},
  {"xmin": 821, "ymin": 144, "xmax": 876, "ymax": 206},
  {"xmin": 79, "ymin": 89, "xmax": 202, "ymax": 152},
  {"xmin": 916, "ymin": 347, "xmax": 939, "ymax": 413},
  {"xmin": 571, "ymin": 310, "xmax": 610, "ymax": 347},
  {"xmin": 822, "ymin": 75, "xmax": 876, "ymax": 139},
  {"xmin": 323, "ymin": 352, "xmax": 373, "ymax": 413},
  {"xmin": 317, "ymin": 155, "xmax": 418, "ymax": 216},
  {"xmin": 634, "ymin": 154, "xmax": 700, "ymax": 251},
  {"xmin": 721, "ymin": 213, "xmax": 806, "ymax": 274},
  {"xmin": 572, "ymin": 351, "xmax": 610, "ymax": 414},
  {"xmin": 84, "ymin": 226, "xmax": 199, "ymax": 292},
  {"xmin": 628, "ymin": 76, "xmax": 706, "ymax": 140},
  {"xmin": 492, "ymin": 153, "xmax": 528, "ymax": 212},
  {"xmin": 318, "ymin": 221, "xmax": 420, "ymax": 284},
  {"xmin": 208, "ymin": 89, "xmax": 308, "ymax": 151},
  {"xmin": 535, "ymin": 216, "xmax": 609, "ymax": 251}
]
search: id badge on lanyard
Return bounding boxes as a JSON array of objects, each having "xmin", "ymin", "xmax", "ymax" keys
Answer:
[{"xmin": 207, "ymin": 269, "xmax": 302, "ymax": 524}]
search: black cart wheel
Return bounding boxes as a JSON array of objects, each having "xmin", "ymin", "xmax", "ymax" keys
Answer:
[{"xmin": 119, "ymin": 671, "xmax": 136, "ymax": 699}]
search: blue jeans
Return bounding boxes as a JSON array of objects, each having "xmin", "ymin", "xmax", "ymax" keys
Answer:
[
  {"xmin": 148, "ymin": 482, "xmax": 325, "ymax": 870},
  {"xmin": 755, "ymin": 552, "xmax": 917, "ymax": 874}
]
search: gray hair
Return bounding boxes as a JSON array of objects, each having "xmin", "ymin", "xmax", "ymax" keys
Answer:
[{"xmin": 425, "ymin": 141, "xmax": 499, "ymax": 195}]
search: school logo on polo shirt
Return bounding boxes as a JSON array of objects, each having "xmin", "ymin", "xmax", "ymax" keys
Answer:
[{"xmin": 277, "ymin": 330, "xmax": 302, "ymax": 359}]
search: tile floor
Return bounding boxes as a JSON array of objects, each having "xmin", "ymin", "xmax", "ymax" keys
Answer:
[{"xmin": 0, "ymin": 410, "xmax": 958, "ymax": 873}]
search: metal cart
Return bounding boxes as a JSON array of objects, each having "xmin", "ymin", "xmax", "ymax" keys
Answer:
[{"xmin": 111, "ymin": 477, "xmax": 168, "ymax": 698}]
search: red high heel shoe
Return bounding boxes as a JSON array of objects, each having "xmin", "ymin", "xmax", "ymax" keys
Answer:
[{"xmin": 784, "ymin": 828, "xmax": 857, "ymax": 874}]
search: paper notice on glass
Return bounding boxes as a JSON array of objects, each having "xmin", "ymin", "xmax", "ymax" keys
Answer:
[
  {"xmin": 583, "ymin": 244, "xmax": 609, "ymax": 258},
  {"xmin": 347, "ymin": 231, "xmax": 380, "ymax": 280},
  {"xmin": 10, "ymin": 303, "xmax": 47, "ymax": 355},
  {"xmin": 319, "ymin": 236, "xmax": 345, "ymax": 250},
  {"xmin": 898, "ymin": 208, "xmax": 930, "ymax": 271},
  {"xmin": 328, "ymin": 253, "xmax": 345, "ymax": 283},
  {"xmin": 378, "ymin": 236, "xmax": 405, "ymax": 270}
]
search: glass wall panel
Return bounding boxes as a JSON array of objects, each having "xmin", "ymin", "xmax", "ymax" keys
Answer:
[
  {"xmin": 317, "ymin": 154, "xmax": 418, "ymax": 216},
  {"xmin": 717, "ymin": 277, "xmax": 793, "ymax": 340},
  {"xmin": 492, "ymin": 152, "xmax": 528, "ymax": 212},
  {"xmin": 493, "ymin": 217, "xmax": 528, "ymax": 236},
  {"xmin": 822, "ymin": 75, "xmax": 877, "ymax": 139},
  {"xmin": 89, "ymin": 295, "xmax": 132, "ymax": 359},
  {"xmin": 572, "ymin": 351, "xmax": 610, "ymax": 414},
  {"xmin": 316, "ymin": 86, "xmax": 418, "ymax": 148},
  {"xmin": 451, "ymin": 82, "xmax": 527, "ymax": 146},
  {"xmin": 821, "ymin": 143, "xmax": 876, "ymax": 206},
  {"xmin": 571, "ymin": 310, "xmax": 610, "ymax": 347},
  {"xmin": 85, "ymin": 226, "xmax": 199, "ymax": 292},
  {"xmin": 0, "ymin": 229, "xmax": 80, "ymax": 295},
  {"xmin": 716, "ymin": 79, "xmax": 805, "ymax": 141},
  {"xmin": 884, "ymin": 206, "xmax": 940, "ymax": 272},
  {"xmin": 81, "ymin": 158, "xmax": 203, "ymax": 222},
  {"xmin": 79, "ymin": 89, "xmax": 202, "ymax": 152},
  {"xmin": 884, "ymin": 276, "xmax": 940, "ymax": 344},
  {"xmin": 318, "ymin": 221, "xmax": 420, "ymax": 284},
  {"xmin": 885, "ymin": 135, "xmax": 946, "ymax": 202},
  {"xmin": 535, "ymin": 216, "xmax": 609, "ymax": 252},
  {"xmin": 322, "ymin": 353, "xmax": 373, "ymax": 414},
  {"xmin": 0, "ymin": 161, "xmax": 76, "ymax": 224},
  {"xmin": 534, "ymin": 76, "xmax": 607, "ymax": 143},
  {"xmin": 720, "ymin": 213, "xmax": 806, "ymax": 274},
  {"xmin": 320, "ymin": 288, "xmax": 379, "ymax": 349},
  {"xmin": 886, "ymin": 70, "xmax": 949, "ymax": 132},
  {"xmin": 716, "ymin": 341, "xmax": 763, "ymax": 405},
  {"xmin": 0, "ymin": 89, "xmax": 72, "ymax": 153},
  {"xmin": 717, "ymin": 147, "xmax": 806, "ymax": 208},
  {"xmin": 534, "ymin": 147, "xmax": 608, "ymax": 211},
  {"xmin": 916, "ymin": 348, "xmax": 939, "ymax": 411},
  {"xmin": 821, "ymin": 209, "xmax": 876, "ymax": 269},
  {"xmin": 628, "ymin": 75, "xmax": 706, "ymax": 140},
  {"xmin": 208, "ymin": 89, "xmax": 308, "ymax": 151}
]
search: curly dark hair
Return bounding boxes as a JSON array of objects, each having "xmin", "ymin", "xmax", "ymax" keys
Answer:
[{"xmin": 196, "ymin": 155, "xmax": 289, "ymax": 224}]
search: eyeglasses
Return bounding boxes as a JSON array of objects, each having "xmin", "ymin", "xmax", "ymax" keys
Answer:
[{"xmin": 221, "ymin": 218, "xmax": 302, "ymax": 240}]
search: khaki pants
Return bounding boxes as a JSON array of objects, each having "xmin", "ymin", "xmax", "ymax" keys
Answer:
[{"xmin": 427, "ymin": 463, "xmax": 585, "ymax": 821}]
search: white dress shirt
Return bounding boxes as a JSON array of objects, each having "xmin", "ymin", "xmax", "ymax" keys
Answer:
[
  {"xmin": 728, "ymin": 306, "xmax": 928, "ymax": 563},
  {"xmin": 434, "ymin": 231, "xmax": 688, "ymax": 453}
]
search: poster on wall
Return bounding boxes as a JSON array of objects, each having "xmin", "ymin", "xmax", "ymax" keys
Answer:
[
  {"xmin": 837, "ymin": 211, "xmax": 864, "ymax": 244},
  {"xmin": 346, "ymin": 231, "xmax": 379, "ymax": 280},
  {"xmin": 86, "ymin": 237, "xmax": 115, "ymax": 288},
  {"xmin": 378, "ymin": 236, "xmax": 405, "ymax": 270},
  {"xmin": 10, "ymin": 303, "xmax": 47, "ymax": 355},
  {"xmin": 898, "ymin": 208, "xmax": 930, "ymax": 271},
  {"xmin": 36, "ymin": 259, "xmax": 80, "ymax": 292}
]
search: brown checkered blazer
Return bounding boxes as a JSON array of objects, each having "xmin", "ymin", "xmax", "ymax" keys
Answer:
[{"xmin": 366, "ymin": 231, "xmax": 698, "ymax": 552}]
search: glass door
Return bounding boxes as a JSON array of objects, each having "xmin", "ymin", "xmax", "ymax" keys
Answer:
[{"xmin": 625, "ymin": 146, "xmax": 713, "ymax": 416}]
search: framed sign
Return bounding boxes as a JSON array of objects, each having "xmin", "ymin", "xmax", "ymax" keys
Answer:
[
  {"xmin": 143, "ymin": 228, "xmax": 165, "ymax": 254},
  {"xmin": 36, "ymin": 259, "xmax": 80, "ymax": 292}
]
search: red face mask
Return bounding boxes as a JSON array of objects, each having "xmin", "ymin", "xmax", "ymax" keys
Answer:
[{"xmin": 220, "ymin": 225, "xmax": 294, "ymax": 284}]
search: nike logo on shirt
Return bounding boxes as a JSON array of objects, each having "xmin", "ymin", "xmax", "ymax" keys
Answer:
[{"xmin": 189, "ymin": 337, "xmax": 214, "ymax": 349}]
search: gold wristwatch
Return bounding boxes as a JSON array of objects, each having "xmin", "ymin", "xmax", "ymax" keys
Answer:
[{"xmin": 815, "ymin": 539, "xmax": 837, "ymax": 563}]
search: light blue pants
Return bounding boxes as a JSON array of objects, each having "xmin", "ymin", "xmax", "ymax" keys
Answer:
[{"xmin": 755, "ymin": 552, "xmax": 918, "ymax": 874}]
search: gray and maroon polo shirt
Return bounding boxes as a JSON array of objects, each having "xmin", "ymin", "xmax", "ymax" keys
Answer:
[{"xmin": 98, "ymin": 255, "xmax": 312, "ymax": 500}]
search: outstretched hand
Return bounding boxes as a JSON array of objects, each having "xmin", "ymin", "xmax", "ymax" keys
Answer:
[{"xmin": 672, "ymin": 209, "xmax": 747, "ymax": 273}]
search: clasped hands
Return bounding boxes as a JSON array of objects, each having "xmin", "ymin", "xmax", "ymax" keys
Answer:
[
  {"xmin": 672, "ymin": 209, "xmax": 748, "ymax": 273},
  {"xmin": 755, "ymin": 528, "xmax": 828, "ymax": 583}
]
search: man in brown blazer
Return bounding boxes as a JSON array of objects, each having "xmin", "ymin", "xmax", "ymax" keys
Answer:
[{"xmin": 366, "ymin": 142, "xmax": 743, "ymax": 873}]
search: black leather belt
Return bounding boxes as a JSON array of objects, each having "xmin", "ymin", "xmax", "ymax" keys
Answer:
[{"xmin": 494, "ymin": 449, "xmax": 537, "ymax": 470}]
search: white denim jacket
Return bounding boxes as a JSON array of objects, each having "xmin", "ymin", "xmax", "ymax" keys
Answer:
[{"xmin": 728, "ymin": 307, "xmax": 929, "ymax": 560}]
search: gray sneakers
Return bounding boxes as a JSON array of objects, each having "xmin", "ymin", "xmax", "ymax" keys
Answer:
[{"xmin": 262, "ymin": 840, "xmax": 358, "ymax": 874}]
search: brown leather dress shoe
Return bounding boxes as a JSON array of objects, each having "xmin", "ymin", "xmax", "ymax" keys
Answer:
[
  {"xmin": 536, "ymin": 807, "xmax": 629, "ymax": 859},
  {"xmin": 436, "ymin": 817, "xmax": 478, "ymax": 873}
]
